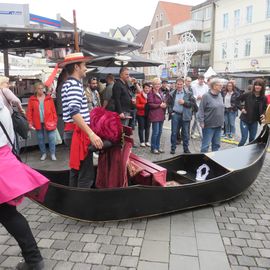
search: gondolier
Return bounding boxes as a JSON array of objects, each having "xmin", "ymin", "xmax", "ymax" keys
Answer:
[{"xmin": 60, "ymin": 53, "xmax": 103, "ymax": 188}]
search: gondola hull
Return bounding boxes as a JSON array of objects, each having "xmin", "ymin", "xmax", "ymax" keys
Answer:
[{"xmin": 35, "ymin": 125, "xmax": 269, "ymax": 222}]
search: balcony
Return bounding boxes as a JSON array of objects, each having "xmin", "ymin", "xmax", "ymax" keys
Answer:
[
  {"xmin": 164, "ymin": 41, "xmax": 210, "ymax": 54},
  {"xmin": 173, "ymin": 19, "xmax": 212, "ymax": 35}
]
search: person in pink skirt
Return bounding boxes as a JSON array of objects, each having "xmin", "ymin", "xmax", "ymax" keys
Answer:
[{"xmin": 0, "ymin": 95, "xmax": 49, "ymax": 270}]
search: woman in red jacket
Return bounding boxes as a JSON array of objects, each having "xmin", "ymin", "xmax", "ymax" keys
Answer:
[
  {"xmin": 27, "ymin": 82, "xmax": 58, "ymax": 161},
  {"xmin": 136, "ymin": 83, "xmax": 151, "ymax": 147}
]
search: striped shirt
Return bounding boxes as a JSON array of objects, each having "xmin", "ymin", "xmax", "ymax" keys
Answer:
[{"xmin": 61, "ymin": 77, "xmax": 90, "ymax": 124}]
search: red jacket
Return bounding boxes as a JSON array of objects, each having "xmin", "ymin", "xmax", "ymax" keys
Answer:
[
  {"xmin": 136, "ymin": 92, "xmax": 147, "ymax": 116},
  {"xmin": 27, "ymin": 94, "xmax": 57, "ymax": 130}
]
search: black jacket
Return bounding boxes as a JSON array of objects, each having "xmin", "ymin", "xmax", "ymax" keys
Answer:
[
  {"xmin": 221, "ymin": 90, "xmax": 240, "ymax": 111},
  {"xmin": 236, "ymin": 92, "xmax": 267, "ymax": 124},
  {"xmin": 112, "ymin": 79, "xmax": 132, "ymax": 114}
]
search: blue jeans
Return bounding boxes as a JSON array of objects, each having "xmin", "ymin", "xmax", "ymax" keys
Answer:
[
  {"xmin": 238, "ymin": 120, "xmax": 258, "ymax": 146},
  {"xmin": 36, "ymin": 125, "xmax": 56, "ymax": 155},
  {"xmin": 201, "ymin": 127, "xmax": 222, "ymax": 153},
  {"xmin": 224, "ymin": 110, "xmax": 237, "ymax": 136},
  {"xmin": 170, "ymin": 113, "xmax": 190, "ymax": 151},
  {"xmin": 151, "ymin": 121, "xmax": 163, "ymax": 151}
]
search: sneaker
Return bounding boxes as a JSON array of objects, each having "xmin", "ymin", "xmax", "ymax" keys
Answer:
[
  {"xmin": 93, "ymin": 152, "xmax": 99, "ymax": 159},
  {"xmin": 40, "ymin": 154, "xmax": 47, "ymax": 161},
  {"xmin": 145, "ymin": 142, "xmax": 151, "ymax": 147},
  {"xmin": 140, "ymin": 142, "xmax": 146, "ymax": 147},
  {"xmin": 170, "ymin": 150, "xmax": 175, "ymax": 154},
  {"xmin": 51, "ymin": 154, "xmax": 57, "ymax": 161},
  {"xmin": 158, "ymin": 149, "xmax": 164, "ymax": 153},
  {"xmin": 16, "ymin": 260, "xmax": 45, "ymax": 270},
  {"xmin": 184, "ymin": 149, "xmax": 191, "ymax": 153},
  {"xmin": 151, "ymin": 149, "xmax": 160, "ymax": 154}
]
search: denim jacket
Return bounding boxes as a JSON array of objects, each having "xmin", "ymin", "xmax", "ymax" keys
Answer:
[{"xmin": 167, "ymin": 89, "xmax": 195, "ymax": 121}]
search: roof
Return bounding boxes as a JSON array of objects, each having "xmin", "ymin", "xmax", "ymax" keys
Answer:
[
  {"xmin": 159, "ymin": 1, "xmax": 192, "ymax": 26},
  {"xmin": 60, "ymin": 17, "xmax": 74, "ymax": 29},
  {"xmin": 110, "ymin": 24, "xmax": 138, "ymax": 38},
  {"xmin": 191, "ymin": 0, "xmax": 215, "ymax": 11},
  {"xmin": 134, "ymin": 26, "xmax": 150, "ymax": 45}
]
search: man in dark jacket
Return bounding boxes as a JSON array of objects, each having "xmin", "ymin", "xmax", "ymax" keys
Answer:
[
  {"xmin": 112, "ymin": 67, "xmax": 133, "ymax": 125},
  {"xmin": 168, "ymin": 78, "xmax": 195, "ymax": 154}
]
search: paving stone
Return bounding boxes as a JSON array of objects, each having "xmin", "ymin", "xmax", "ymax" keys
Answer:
[
  {"xmin": 225, "ymin": 245, "xmax": 243, "ymax": 255},
  {"xmin": 169, "ymin": 254, "xmax": 199, "ymax": 270},
  {"xmin": 79, "ymin": 226, "xmax": 95, "ymax": 234},
  {"xmin": 65, "ymin": 225, "xmax": 80, "ymax": 233},
  {"xmin": 118, "ymin": 221, "xmax": 132, "ymax": 229},
  {"xmin": 120, "ymin": 256, "xmax": 138, "ymax": 267},
  {"xmin": 43, "ymin": 259, "xmax": 58, "ymax": 269},
  {"xmin": 140, "ymin": 240, "xmax": 169, "ymax": 262},
  {"xmin": 198, "ymin": 250, "xmax": 230, "ymax": 270},
  {"xmin": 96, "ymin": 235, "xmax": 112, "ymax": 244},
  {"xmin": 99, "ymin": 244, "xmax": 117, "ymax": 254},
  {"xmin": 228, "ymin": 254, "xmax": 238, "ymax": 265},
  {"xmin": 52, "ymin": 250, "xmax": 72, "ymax": 261},
  {"xmin": 171, "ymin": 236, "xmax": 197, "ymax": 256},
  {"xmin": 225, "ymin": 223, "xmax": 240, "ymax": 231},
  {"xmin": 231, "ymin": 266, "xmax": 249, "ymax": 270},
  {"xmin": 250, "ymin": 232, "xmax": 266, "ymax": 241},
  {"xmin": 69, "ymin": 251, "xmax": 88, "ymax": 262},
  {"xmin": 131, "ymin": 220, "xmax": 147, "ymax": 230},
  {"xmin": 0, "ymin": 244, "xmax": 9, "ymax": 255},
  {"xmin": 93, "ymin": 227, "xmax": 109, "ymax": 235},
  {"xmin": 197, "ymin": 232, "xmax": 225, "ymax": 252},
  {"xmin": 110, "ymin": 266, "xmax": 128, "ymax": 270},
  {"xmin": 193, "ymin": 208, "xmax": 215, "ymax": 219},
  {"xmin": 103, "ymin": 254, "xmax": 122, "ymax": 266},
  {"xmin": 132, "ymin": 246, "xmax": 140, "ymax": 256},
  {"xmin": 81, "ymin": 234, "xmax": 98, "ymax": 243},
  {"xmin": 237, "ymin": 255, "xmax": 257, "ymax": 267},
  {"xmin": 91, "ymin": 265, "xmax": 109, "ymax": 270},
  {"xmin": 2, "ymin": 245, "xmax": 20, "ymax": 256},
  {"xmin": 0, "ymin": 235, "xmax": 9, "ymax": 244},
  {"xmin": 115, "ymin": 245, "xmax": 133, "ymax": 256},
  {"xmin": 51, "ymin": 224, "xmax": 68, "ymax": 232},
  {"xmin": 36, "ymin": 230, "xmax": 54, "ymax": 238},
  {"xmin": 220, "ymin": 229, "xmax": 235, "ymax": 238},
  {"xmin": 86, "ymin": 252, "xmax": 105, "ymax": 264},
  {"xmin": 123, "ymin": 229, "xmax": 137, "ymax": 237},
  {"xmin": 111, "ymin": 236, "xmax": 128, "ymax": 245},
  {"xmin": 137, "ymin": 230, "xmax": 145, "ymax": 238},
  {"xmin": 194, "ymin": 218, "xmax": 219, "ymax": 233},
  {"xmin": 144, "ymin": 216, "xmax": 170, "ymax": 241},
  {"xmin": 51, "ymin": 240, "xmax": 70, "ymax": 250},
  {"xmin": 0, "ymin": 255, "xmax": 7, "ymax": 264},
  {"xmin": 38, "ymin": 239, "xmax": 54, "ymax": 248},
  {"xmin": 231, "ymin": 238, "xmax": 248, "ymax": 247},
  {"xmin": 72, "ymin": 262, "xmax": 93, "ymax": 270},
  {"xmin": 247, "ymin": 239, "xmax": 264, "ymax": 248},
  {"xmin": 83, "ymin": 243, "xmax": 101, "ymax": 253},
  {"xmin": 51, "ymin": 231, "xmax": 69, "ymax": 240},
  {"xmin": 54, "ymin": 260, "xmax": 74, "ymax": 269},
  {"xmin": 255, "ymin": 257, "xmax": 270, "ymax": 268},
  {"xmin": 262, "ymin": 240, "xmax": 270, "ymax": 248},
  {"xmin": 108, "ymin": 228, "xmax": 123, "ymax": 236},
  {"xmin": 239, "ymin": 224, "xmax": 256, "ymax": 232},
  {"xmin": 40, "ymin": 248, "xmax": 55, "ymax": 259},
  {"xmin": 66, "ymin": 232, "xmax": 83, "ymax": 241},
  {"xmin": 235, "ymin": 231, "xmax": 251, "ymax": 239},
  {"xmin": 127, "ymin": 237, "xmax": 143, "ymax": 246},
  {"xmin": 258, "ymin": 248, "xmax": 270, "ymax": 258},
  {"xmin": 67, "ymin": 241, "xmax": 85, "ymax": 251},
  {"xmin": 1, "ymin": 256, "xmax": 22, "ymax": 268},
  {"xmin": 222, "ymin": 237, "xmax": 231, "ymax": 246},
  {"xmin": 242, "ymin": 247, "xmax": 260, "ymax": 257}
]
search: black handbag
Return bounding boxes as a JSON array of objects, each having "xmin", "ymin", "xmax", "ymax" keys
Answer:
[
  {"xmin": 0, "ymin": 121, "xmax": 21, "ymax": 161},
  {"xmin": 0, "ymin": 89, "xmax": 29, "ymax": 139},
  {"xmin": 12, "ymin": 111, "xmax": 29, "ymax": 139}
]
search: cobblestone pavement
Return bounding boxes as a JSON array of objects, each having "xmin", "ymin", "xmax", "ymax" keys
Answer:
[{"xmin": 0, "ymin": 121, "xmax": 269, "ymax": 270}]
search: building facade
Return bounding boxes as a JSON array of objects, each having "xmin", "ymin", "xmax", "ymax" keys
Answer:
[{"xmin": 214, "ymin": 0, "xmax": 270, "ymax": 87}]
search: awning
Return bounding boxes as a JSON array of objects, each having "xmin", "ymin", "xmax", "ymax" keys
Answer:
[{"xmin": 222, "ymin": 72, "xmax": 270, "ymax": 78}]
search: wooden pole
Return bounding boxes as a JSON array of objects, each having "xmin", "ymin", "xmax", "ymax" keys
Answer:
[
  {"xmin": 73, "ymin": 9, "xmax": 80, "ymax": 52},
  {"xmin": 3, "ymin": 49, "xmax": 9, "ymax": 77}
]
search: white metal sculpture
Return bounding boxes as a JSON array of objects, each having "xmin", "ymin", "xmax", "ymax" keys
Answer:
[
  {"xmin": 176, "ymin": 32, "xmax": 198, "ymax": 78},
  {"xmin": 151, "ymin": 41, "xmax": 167, "ymax": 77}
]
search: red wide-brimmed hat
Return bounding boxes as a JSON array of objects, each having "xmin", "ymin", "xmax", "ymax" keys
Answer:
[{"xmin": 58, "ymin": 52, "xmax": 92, "ymax": 68}]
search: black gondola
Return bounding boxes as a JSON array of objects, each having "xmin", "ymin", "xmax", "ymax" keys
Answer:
[{"xmin": 33, "ymin": 124, "xmax": 269, "ymax": 222}]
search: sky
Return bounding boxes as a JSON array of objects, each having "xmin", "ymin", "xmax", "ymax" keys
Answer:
[{"xmin": 4, "ymin": 0, "xmax": 206, "ymax": 33}]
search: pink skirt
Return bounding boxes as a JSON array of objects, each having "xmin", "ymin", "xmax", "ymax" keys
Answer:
[{"xmin": 0, "ymin": 145, "xmax": 49, "ymax": 206}]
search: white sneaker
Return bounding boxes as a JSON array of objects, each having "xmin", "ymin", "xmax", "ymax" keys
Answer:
[
  {"xmin": 40, "ymin": 154, "xmax": 47, "ymax": 161},
  {"xmin": 140, "ymin": 142, "xmax": 146, "ymax": 147},
  {"xmin": 51, "ymin": 154, "xmax": 57, "ymax": 161},
  {"xmin": 145, "ymin": 142, "xmax": 151, "ymax": 147},
  {"xmin": 93, "ymin": 152, "xmax": 99, "ymax": 159}
]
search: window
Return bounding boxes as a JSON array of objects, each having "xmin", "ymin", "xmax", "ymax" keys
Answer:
[
  {"xmin": 203, "ymin": 31, "xmax": 211, "ymax": 43},
  {"xmin": 246, "ymin": 6, "xmax": 253, "ymax": 23},
  {"xmin": 151, "ymin": 36, "xmax": 154, "ymax": 50},
  {"xmin": 245, "ymin": 39, "xmax": 251, "ymax": 56},
  {"xmin": 234, "ymin": 40, "xmax": 239, "ymax": 58},
  {"xmin": 223, "ymin": 13, "xmax": 229, "ymax": 29},
  {"xmin": 265, "ymin": 35, "xmax": 270, "ymax": 54},
  {"xmin": 234, "ymin": 9, "xmax": 240, "ymax": 27},
  {"xmin": 222, "ymin": 42, "xmax": 227, "ymax": 59},
  {"xmin": 160, "ymin": 13, "xmax": 163, "ymax": 26},
  {"xmin": 156, "ymin": 15, "xmax": 159, "ymax": 28},
  {"xmin": 166, "ymin": 31, "xmax": 171, "ymax": 40},
  {"xmin": 204, "ymin": 7, "xmax": 211, "ymax": 20},
  {"xmin": 267, "ymin": 0, "xmax": 270, "ymax": 18}
]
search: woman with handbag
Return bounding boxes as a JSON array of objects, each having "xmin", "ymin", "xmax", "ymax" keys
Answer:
[
  {"xmin": 0, "ymin": 95, "xmax": 49, "ymax": 270},
  {"xmin": 27, "ymin": 82, "xmax": 58, "ymax": 161}
]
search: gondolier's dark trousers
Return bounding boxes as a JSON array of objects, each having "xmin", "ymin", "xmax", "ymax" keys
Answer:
[{"xmin": 0, "ymin": 203, "xmax": 43, "ymax": 264}]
